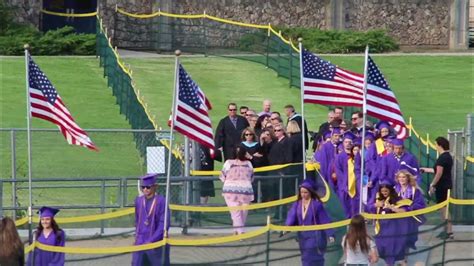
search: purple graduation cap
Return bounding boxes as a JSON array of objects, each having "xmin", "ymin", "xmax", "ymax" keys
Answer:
[
  {"xmin": 353, "ymin": 137, "xmax": 362, "ymax": 146},
  {"xmin": 391, "ymin": 138, "xmax": 404, "ymax": 147},
  {"xmin": 323, "ymin": 130, "xmax": 332, "ymax": 140},
  {"xmin": 140, "ymin": 173, "xmax": 158, "ymax": 186},
  {"xmin": 38, "ymin": 206, "xmax": 60, "ymax": 218},
  {"xmin": 331, "ymin": 127, "xmax": 342, "ymax": 135},
  {"xmin": 376, "ymin": 121, "xmax": 391, "ymax": 130},
  {"xmin": 343, "ymin": 131, "xmax": 356, "ymax": 141},
  {"xmin": 299, "ymin": 178, "xmax": 318, "ymax": 194},
  {"xmin": 365, "ymin": 132, "xmax": 375, "ymax": 142}
]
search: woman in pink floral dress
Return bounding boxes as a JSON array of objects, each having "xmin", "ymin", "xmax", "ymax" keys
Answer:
[{"xmin": 220, "ymin": 147, "xmax": 254, "ymax": 235}]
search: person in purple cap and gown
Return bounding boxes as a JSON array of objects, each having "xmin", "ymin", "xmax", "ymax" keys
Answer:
[
  {"xmin": 286, "ymin": 179, "xmax": 335, "ymax": 266},
  {"xmin": 28, "ymin": 207, "xmax": 65, "ymax": 266},
  {"xmin": 394, "ymin": 170, "xmax": 426, "ymax": 251},
  {"xmin": 132, "ymin": 173, "xmax": 170, "ymax": 266},
  {"xmin": 335, "ymin": 132, "xmax": 361, "ymax": 218},
  {"xmin": 313, "ymin": 128, "xmax": 342, "ymax": 191},
  {"xmin": 380, "ymin": 139, "xmax": 421, "ymax": 185},
  {"xmin": 368, "ymin": 183, "xmax": 411, "ymax": 266}
]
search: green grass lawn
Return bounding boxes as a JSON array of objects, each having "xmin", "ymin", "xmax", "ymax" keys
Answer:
[
  {"xmin": 0, "ymin": 57, "xmax": 144, "ymax": 216},
  {"xmin": 126, "ymin": 55, "xmax": 473, "ymax": 139}
]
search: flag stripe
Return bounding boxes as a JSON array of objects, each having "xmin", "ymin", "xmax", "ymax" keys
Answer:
[
  {"xmin": 28, "ymin": 56, "xmax": 97, "ymax": 151},
  {"xmin": 171, "ymin": 64, "xmax": 215, "ymax": 153}
]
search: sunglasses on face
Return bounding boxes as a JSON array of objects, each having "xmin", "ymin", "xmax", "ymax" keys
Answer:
[
  {"xmin": 245, "ymin": 133, "xmax": 254, "ymax": 136},
  {"xmin": 141, "ymin": 185, "xmax": 152, "ymax": 190},
  {"xmin": 240, "ymin": 112, "xmax": 246, "ymax": 115},
  {"xmin": 228, "ymin": 109, "xmax": 237, "ymax": 111}
]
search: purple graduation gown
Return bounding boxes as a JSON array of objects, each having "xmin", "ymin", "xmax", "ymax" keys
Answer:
[
  {"xmin": 334, "ymin": 152, "xmax": 361, "ymax": 218},
  {"xmin": 286, "ymin": 199, "xmax": 335, "ymax": 266},
  {"xmin": 132, "ymin": 194, "xmax": 170, "ymax": 266},
  {"xmin": 368, "ymin": 197, "xmax": 409, "ymax": 265},
  {"xmin": 314, "ymin": 141, "xmax": 339, "ymax": 191},
  {"xmin": 395, "ymin": 185, "xmax": 427, "ymax": 249},
  {"xmin": 380, "ymin": 152, "xmax": 421, "ymax": 185},
  {"xmin": 28, "ymin": 230, "xmax": 65, "ymax": 266}
]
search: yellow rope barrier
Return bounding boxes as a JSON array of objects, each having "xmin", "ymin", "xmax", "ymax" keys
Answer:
[
  {"xmin": 362, "ymin": 200, "xmax": 448, "ymax": 220},
  {"xmin": 270, "ymin": 219, "xmax": 350, "ymax": 232},
  {"xmin": 40, "ymin": 9, "xmax": 97, "ymax": 17},
  {"xmin": 169, "ymin": 196, "xmax": 297, "ymax": 212},
  {"xmin": 21, "ymin": 195, "xmax": 473, "ymax": 255}
]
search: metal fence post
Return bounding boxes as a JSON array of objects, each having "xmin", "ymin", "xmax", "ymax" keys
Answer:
[
  {"xmin": 203, "ymin": 12, "xmax": 208, "ymax": 57},
  {"xmin": 100, "ymin": 180, "xmax": 106, "ymax": 235},
  {"xmin": 11, "ymin": 129, "xmax": 17, "ymax": 219},
  {"xmin": 257, "ymin": 180, "xmax": 262, "ymax": 203},
  {"xmin": 279, "ymin": 176, "xmax": 283, "ymax": 220},
  {"xmin": 0, "ymin": 180, "xmax": 3, "ymax": 218},
  {"xmin": 265, "ymin": 215, "xmax": 271, "ymax": 266},
  {"xmin": 266, "ymin": 24, "xmax": 270, "ymax": 67},
  {"xmin": 288, "ymin": 41, "xmax": 293, "ymax": 88}
]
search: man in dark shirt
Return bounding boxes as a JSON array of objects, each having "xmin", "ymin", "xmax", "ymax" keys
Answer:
[
  {"xmin": 284, "ymin": 104, "xmax": 309, "ymax": 150},
  {"xmin": 421, "ymin": 136, "xmax": 454, "ymax": 239},
  {"xmin": 215, "ymin": 103, "xmax": 249, "ymax": 161}
]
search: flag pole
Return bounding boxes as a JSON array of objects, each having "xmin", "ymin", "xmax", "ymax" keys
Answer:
[
  {"xmin": 24, "ymin": 44, "xmax": 34, "ymax": 244},
  {"xmin": 163, "ymin": 50, "xmax": 180, "ymax": 247},
  {"xmin": 359, "ymin": 45, "xmax": 369, "ymax": 214},
  {"xmin": 298, "ymin": 38, "xmax": 307, "ymax": 180}
]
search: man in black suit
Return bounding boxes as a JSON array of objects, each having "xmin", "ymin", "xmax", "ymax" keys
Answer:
[
  {"xmin": 215, "ymin": 103, "xmax": 249, "ymax": 160},
  {"xmin": 284, "ymin": 104, "xmax": 309, "ymax": 150}
]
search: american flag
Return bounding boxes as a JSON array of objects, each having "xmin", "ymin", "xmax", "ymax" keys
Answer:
[
  {"xmin": 301, "ymin": 49, "xmax": 407, "ymax": 139},
  {"xmin": 302, "ymin": 49, "xmax": 364, "ymax": 106},
  {"xmin": 28, "ymin": 56, "xmax": 98, "ymax": 151},
  {"xmin": 366, "ymin": 56, "xmax": 407, "ymax": 139},
  {"xmin": 171, "ymin": 64, "xmax": 215, "ymax": 153}
]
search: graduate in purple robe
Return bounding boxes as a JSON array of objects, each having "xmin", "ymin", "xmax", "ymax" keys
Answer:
[
  {"xmin": 285, "ymin": 179, "xmax": 335, "ymax": 266},
  {"xmin": 313, "ymin": 128, "xmax": 342, "ymax": 191},
  {"xmin": 28, "ymin": 207, "xmax": 65, "ymax": 266},
  {"xmin": 132, "ymin": 174, "xmax": 170, "ymax": 266},
  {"xmin": 394, "ymin": 170, "xmax": 426, "ymax": 250},
  {"xmin": 334, "ymin": 132, "xmax": 361, "ymax": 218},
  {"xmin": 380, "ymin": 139, "xmax": 421, "ymax": 185},
  {"xmin": 368, "ymin": 183, "xmax": 411, "ymax": 266}
]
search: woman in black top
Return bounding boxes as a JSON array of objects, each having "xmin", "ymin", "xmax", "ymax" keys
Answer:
[
  {"xmin": 0, "ymin": 217, "xmax": 24, "ymax": 266},
  {"xmin": 420, "ymin": 136, "xmax": 453, "ymax": 239}
]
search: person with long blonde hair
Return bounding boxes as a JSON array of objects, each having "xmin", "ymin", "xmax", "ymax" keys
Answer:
[
  {"xmin": 394, "ymin": 170, "xmax": 426, "ymax": 252},
  {"xmin": 0, "ymin": 217, "xmax": 24, "ymax": 266}
]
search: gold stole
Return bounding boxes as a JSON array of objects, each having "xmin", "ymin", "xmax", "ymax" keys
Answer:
[
  {"xmin": 348, "ymin": 157, "xmax": 356, "ymax": 198},
  {"xmin": 375, "ymin": 196, "xmax": 420, "ymax": 235},
  {"xmin": 375, "ymin": 138, "xmax": 385, "ymax": 155},
  {"xmin": 374, "ymin": 194, "xmax": 389, "ymax": 235}
]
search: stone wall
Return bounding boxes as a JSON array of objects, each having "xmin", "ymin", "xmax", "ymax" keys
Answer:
[
  {"xmin": 174, "ymin": 0, "xmax": 330, "ymax": 29},
  {"xmin": 6, "ymin": 0, "xmax": 41, "ymax": 26},
  {"xmin": 344, "ymin": 0, "xmax": 450, "ymax": 46},
  {"xmin": 5, "ymin": 0, "xmax": 468, "ymax": 49}
]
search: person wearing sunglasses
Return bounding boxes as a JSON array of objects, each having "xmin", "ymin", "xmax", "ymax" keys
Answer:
[
  {"xmin": 239, "ymin": 106, "xmax": 248, "ymax": 116},
  {"xmin": 132, "ymin": 173, "xmax": 170, "ymax": 266},
  {"xmin": 215, "ymin": 103, "xmax": 249, "ymax": 161}
]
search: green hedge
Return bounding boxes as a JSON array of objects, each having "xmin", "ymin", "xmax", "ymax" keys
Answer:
[
  {"xmin": 0, "ymin": 26, "xmax": 96, "ymax": 55},
  {"xmin": 279, "ymin": 28, "xmax": 399, "ymax": 53},
  {"xmin": 0, "ymin": 3, "xmax": 95, "ymax": 55}
]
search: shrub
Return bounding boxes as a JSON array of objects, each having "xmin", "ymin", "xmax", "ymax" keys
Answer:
[
  {"xmin": 0, "ymin": 4, "xmax": 95, "ymax": 55},
  {"xmin": 0, "ymin": 26, "xmax": 96, "ymax": 55},
  {"xmin": 278, "ymin": 27, "xmax": 399, "ymax": 53}
]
